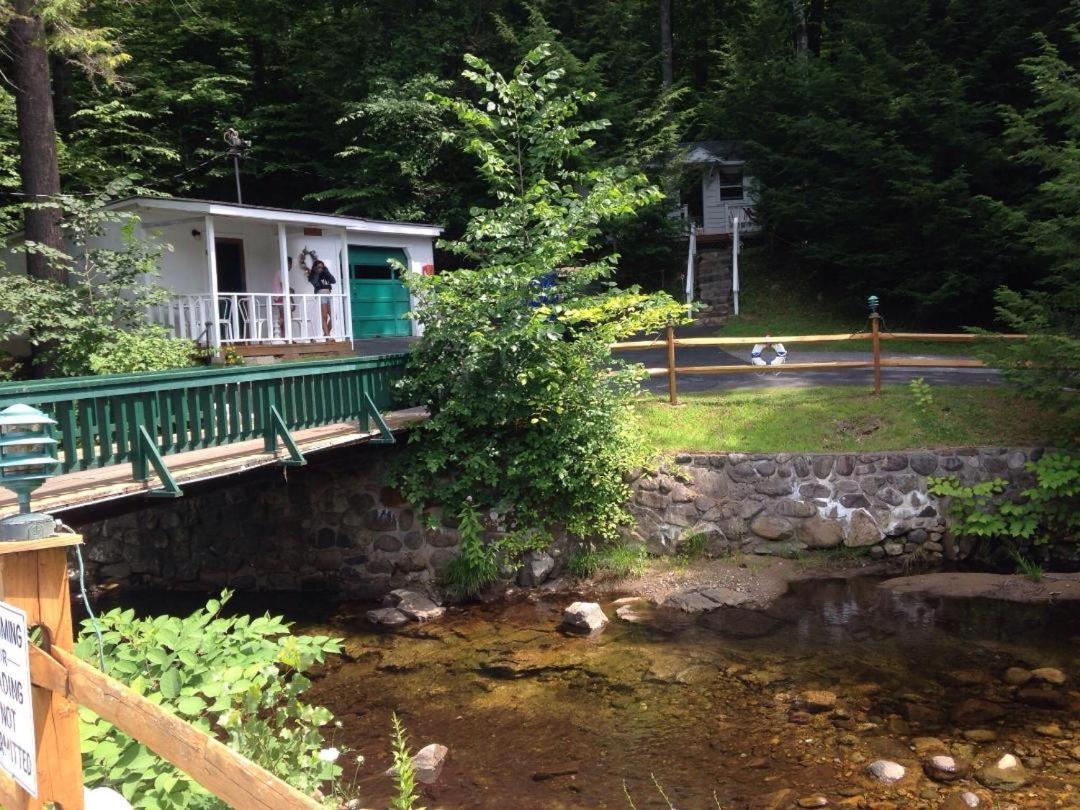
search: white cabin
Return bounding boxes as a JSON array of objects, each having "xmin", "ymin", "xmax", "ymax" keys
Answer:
[
  {"xmin": 679, "ymin": 140, "xmax": 758, "ymax": 237},
  {"xmin": 5, "ymin": 196, "xmax": 442, "ymax": 357}
]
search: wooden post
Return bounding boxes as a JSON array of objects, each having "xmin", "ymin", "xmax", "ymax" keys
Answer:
[
  {"xmin": 870, "ymin": 312, "xmax": 882, "ymax": 395},
  {"xmin": 0, "ymin": 534, "xmax": 85, "ymax": 810},
  {"xmin": 666, "ymin": 323, "xmax": 678, "ymax": 406}
]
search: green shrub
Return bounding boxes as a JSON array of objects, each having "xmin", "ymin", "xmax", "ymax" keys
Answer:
[
  {"xmin": 442, "ymin": 501, "xmax": 548, "ymax": 597},
  {"xmin": 75, "ymin": 591, "xmax": 343, "ymax": 808},
  {"xmin": 88, "ymin": 327, "xmax": 197, "ymax": 374},
  {"xmin": 395, "ymin": 45, "xmax": 685, "ymax": 544},
  {"xmin": 388, "ymin": 713, "xmax": 423, "ymax": 810},
  {"xmin": 929, "ymin": 451, "xmax": 1080, "ymax": 547}
]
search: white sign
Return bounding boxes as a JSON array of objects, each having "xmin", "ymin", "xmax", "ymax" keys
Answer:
[{"xmin": 0, "ymin": 601, "xmax": 36, "ymax": 796}]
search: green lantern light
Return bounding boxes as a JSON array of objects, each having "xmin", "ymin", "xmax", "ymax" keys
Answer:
[{"xmin": 0, "ymin": 404, "xmax": 59, "ymax": 540}]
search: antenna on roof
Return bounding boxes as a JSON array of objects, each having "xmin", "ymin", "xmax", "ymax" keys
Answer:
[{"xmin": 223, "ymin": 128, "xmax": 252, "ymax": 204}]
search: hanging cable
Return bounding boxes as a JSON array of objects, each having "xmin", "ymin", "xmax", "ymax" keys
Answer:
[{"xmin": 55, "ymin": 520, "xmax": 106, "ymax": 672}]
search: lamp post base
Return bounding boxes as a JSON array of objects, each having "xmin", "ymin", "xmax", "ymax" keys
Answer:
[{"xmin": 0, "ymin": 513, "xmax": 57, "ymax": 542}]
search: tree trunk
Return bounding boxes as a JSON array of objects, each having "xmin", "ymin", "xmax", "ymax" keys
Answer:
[
  {"xmin": 791, "ymin": 0, "xmax": 809, "ymax": 59},
  {"xmin": 807, "ymin": 0, "xmax": 824, "ymax": 57},
  {"xmin": 659, "ymin": 0, "xmax": 673, "ymax": 88},
  {"xmin": 10, "ymin": 0, "xmax": 65, "ymax": 284}
]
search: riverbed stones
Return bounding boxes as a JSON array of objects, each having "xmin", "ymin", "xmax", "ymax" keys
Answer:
[
  {"xmin": 385, "ymin": 589, "xmax": 446, "ymax": 622},
  {"xmin": 975, "ymin": 753, "xmax": 1029, "ymax": 791},
  {"xmin": 799, "ymin": 690, "xmax": 838, "ymax": 713},
  {"xmin": 951, "ymin": 698, "xmax": 1006, "ymax": 726},
  {"xmin": 939, "ymin": 792, "xmax": 980, "ymax": 809},
  {"xmin": 366, "ymin": 607, "xmax": 410, "ymax": 628},
  {"xmin": 1030, "ymin": 666, "xmax": 1066, "ymax": 685},
  {"xmin": 796, "ymin": 796, "xmax": 828, "ymax": 808},
  {"xmin": 867, "ymin": 759, "xmax": 906, "ymax": 783},
  {"xmin": 562, "ymin": 601, "xmax": 608, "ymax": 633},
  {"xmin": 1003, "ymin": 666, "xmax": 1033, "ymax": 685},
  {"xmin": 385, "ymin": 742, "xmax": 448, "ymax": 784},
  {"xmin": 923, "ymin": 754, "xmax": 968, "ymax": 783},
  {"xmin": 1015, "ymin": 686, "xmax": 1069, "ymax": 709},
  {"xmin": 962, "ymin": 729, "xmax": 997, "ymax": 743}
]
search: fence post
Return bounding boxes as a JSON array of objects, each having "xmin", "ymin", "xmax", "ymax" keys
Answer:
[
  {"xmin": 870, "ymin": 311, "xmax": 882, "ymax": 396},
  {"xmin": 666, "ymin": 323, "xmax": 678, "ymax": 406}
]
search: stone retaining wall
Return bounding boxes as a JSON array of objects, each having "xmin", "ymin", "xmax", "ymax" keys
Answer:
[
  {"xmin": 628, "ymin": 448, "xmax": 1068, "ymax": 563},
  {"xmin": 76, "ymin": 447, "xmax": 462, "ymax": 597},
  {"xmin": 74, "ymin": 445, "xmax": 1074, "ymax": 596}
]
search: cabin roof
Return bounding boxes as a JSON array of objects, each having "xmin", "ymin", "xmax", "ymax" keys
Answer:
[
  {"xmin": 680, "ymin": 140, "xmax": 747, "ymax": 165},
  {"xmin": 107, "ymin": 196, "xmax": 443, "ymax": 238}
]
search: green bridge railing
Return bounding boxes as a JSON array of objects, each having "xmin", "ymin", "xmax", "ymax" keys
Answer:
[{"xmin": 0, "ymin": 354, "xmax": 409, "ymax": 496}]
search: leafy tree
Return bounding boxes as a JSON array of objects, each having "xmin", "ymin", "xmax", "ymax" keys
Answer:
[
  {"xmin": 983, "ymin": 17, "xmax": 1080, "ymax": 433},
  {"xmin": 394, "ymin": 45, "xmax": 685, "ymax": 545},
  {"xmin": 0, "ymin": 180, "xmax": 179, "ymax": 376}
]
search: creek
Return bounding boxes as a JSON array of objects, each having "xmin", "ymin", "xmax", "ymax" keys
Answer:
[{"xmin": 286, "ymin": 576, "xmax": 1079, "ymax": 808}]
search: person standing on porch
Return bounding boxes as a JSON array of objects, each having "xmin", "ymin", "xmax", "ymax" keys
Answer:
[{"xmin": 307, "ymin": 255, "xmax": 337, "ymax": 337}]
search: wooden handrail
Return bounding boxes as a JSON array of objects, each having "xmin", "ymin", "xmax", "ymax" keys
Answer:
[
  {"xmin": 613, "ymin": 332, "xmax": 1027, "ymax": 349},
  {"xmin": 30, "ymin": 645, "xmax": 320, "ymax": 809}
]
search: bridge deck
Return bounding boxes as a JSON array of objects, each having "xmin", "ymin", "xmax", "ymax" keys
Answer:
[{"xmin": 0, "ymin": 407, "xmax": 427, "ymax": 519}]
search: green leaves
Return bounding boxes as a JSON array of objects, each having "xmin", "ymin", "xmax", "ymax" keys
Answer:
[{"xmin": 75, "ymin": 590, "xmax": 346, "ymax": 808}]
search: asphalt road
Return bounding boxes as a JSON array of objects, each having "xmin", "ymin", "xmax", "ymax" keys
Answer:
[{"xmin": 620, "ymin": 345, "xmax": 1001, "ymax": 394}]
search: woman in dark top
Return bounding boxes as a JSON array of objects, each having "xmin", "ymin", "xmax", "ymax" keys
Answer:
[{"xmin": 308, "ymin": 258, "xmax": 337, "ymax": 337}]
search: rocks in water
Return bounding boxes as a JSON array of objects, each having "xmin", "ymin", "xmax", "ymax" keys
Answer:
[
  {"xmin": 1014, "ymin": 687, "xmax": 1069, "ymax": 710},
  {"xmin": 796, "ymin": 796, "xmax": 829, "ymax": 808},
  {"xmin": 613, "ymin": 597, "xmax": 649, "ymax": 623},
  {"xmin": 798, "ymin": 690, "xmax": 837, "ymax": 713},
  {"xmin": 939, "ymin": 791, "xmax": 980, "ymax": 809},
  {"xmin": 922, "ymin": 754, "xmax": 968, "ymax": 783},
  {"xmin": 1029, "ymin": 666, "xmax": 1066, "ymax": 685},
  {"xmin": 366, "ymin": 607, "xmax": 410, "ymax": 628},
  {"xmin": 562, "ymin": 601, "xmax": 608, "ymax": 633},
  {"xmin": 975, "ymin": 753, "xmax": 1029, "ymax": 791},
  {"xmin": 950, "ymin": 698, "xmax": 1006, "ymax": 726},
  {"xmin": 961, "ymin": 729, "xmax": 997, "ymax": 743},
  {"xmin": 384, "ymin": 589, "xmax": 446, "ymax": 622},
  {"xmin": 941, "ymin": 669, "xmax": 991, "ymax": 687},
  {"xmin": 1002, "ymin": 666, "xmax": 1033, "ymax": 686},
  {"xmin": 699, "ymin": 607, "xmax": 784, "ymax": 639},
  {"xmin": 867, "ymin": 759, "xmax": 906, "ymax": 783},
  {"xmin": 1034, "ymin": 722, "xmax": 1064, "ymax": 738}
]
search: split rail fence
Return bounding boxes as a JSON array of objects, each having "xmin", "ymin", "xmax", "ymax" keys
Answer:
[{"xmin": 613, "ymin": 315, "xmax": 1027, "ymax": 405}]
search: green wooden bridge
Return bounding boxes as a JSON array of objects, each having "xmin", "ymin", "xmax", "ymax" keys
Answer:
[{"xmin": 0, "ymin": 354, "xmax": 412, "ymax": 503}]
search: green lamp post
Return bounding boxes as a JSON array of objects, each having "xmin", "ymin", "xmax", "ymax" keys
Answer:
[{"xmin": 0, "ymin": 403, "xmax": 60, "ymax": 541}]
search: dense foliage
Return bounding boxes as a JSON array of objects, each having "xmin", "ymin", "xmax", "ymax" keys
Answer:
[
  {"xmin": 3, "ymin": 1, "xmax": 1075, "ymax": 326},
  {"xmin": 394, "ymin": 46, "xmax": 685, "ymax": 544},
  {"xmin": 929, "ymin": 452, "xmax": 1080, "ymax": 552},
  {"xmin": 0, "ymin": 181, "xmax": 196, "ymax": 376},
  {"xmin": 75, "ymin": 592, "xmax": 344, "ymax": 808}
]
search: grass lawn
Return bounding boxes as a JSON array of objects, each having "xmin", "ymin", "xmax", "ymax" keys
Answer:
[
  {"xmin": 637, "ymin": 385, "xmax": 1068, "ymax": 453},
  {"xmin": 713, "ymin": 249, "xmax": 997, "ymax": 355}
]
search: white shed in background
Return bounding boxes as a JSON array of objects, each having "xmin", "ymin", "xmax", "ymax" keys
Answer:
[{"xmin": 678, "ymin": 140, "xmax": 759, "ymax": 237}]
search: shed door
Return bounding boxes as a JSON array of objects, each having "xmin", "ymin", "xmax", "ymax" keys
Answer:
[{"xmin": 349, "ymin": 246, "xmax": 411, "ymax": 338}]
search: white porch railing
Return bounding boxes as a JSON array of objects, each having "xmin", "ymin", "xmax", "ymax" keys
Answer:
[{"xmin": 150, "ymin": 293, "xmax": 348, "ymax": 346}]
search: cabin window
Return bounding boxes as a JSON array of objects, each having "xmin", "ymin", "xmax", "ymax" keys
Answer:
[{"xmin": 717, "ymin": 166, "xmax": 744, "ymax": 201}]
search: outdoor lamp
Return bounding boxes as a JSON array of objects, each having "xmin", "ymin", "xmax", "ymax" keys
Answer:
[
  {"xmin": 0, "ymin": 404, "xmax": 59, "ymax": 541},
  {"xmin": 867, "ymin": 295, "xmax": 880, "ymax": 314}
]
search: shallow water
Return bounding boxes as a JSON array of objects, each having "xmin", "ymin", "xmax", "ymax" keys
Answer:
[{"xmin": 293, "ymin": 578, "xmax": 1079, "ymax": 809}]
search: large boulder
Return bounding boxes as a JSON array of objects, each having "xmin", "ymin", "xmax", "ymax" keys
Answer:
[
  {"xmin": 844, "ymin": 510, "xmax": 884, "ymax": 547},
  {"xmin": 384, "ymin": 589, "xmax": 446, "ymax": 622},
  {"xmin": 975, "ymin": 753, "xmax": 1028, "ymax": 791},
  {"xmin": 562, "ymin": 601, "xmax": 608, "ymax": 633},
  {"xmin": 517, "ymin": 552, "xmax": 555, "ymax": 587},
  {"xmin": 749, "ymin": 515, "xmax": 794, "ymax": 541},
  {"xmin": 797, "ymin": 516, "xmax": 844, "ymax": 549}
]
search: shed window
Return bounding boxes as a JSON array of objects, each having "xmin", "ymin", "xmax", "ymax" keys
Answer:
[{"xmin": 717, "ymin": 167, "xmax": 744, "ymax": 201}]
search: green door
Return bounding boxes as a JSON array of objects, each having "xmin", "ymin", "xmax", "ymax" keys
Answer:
[{"xmin": 348, "ymin": 246, "xmax": 412, "ymax": 338}]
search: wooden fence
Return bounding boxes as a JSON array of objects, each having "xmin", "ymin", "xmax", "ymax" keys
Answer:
[
  {"xmin": 613, "ymin": 315, "xmax": 1027, "ymax": 405},
  {"xmin": 0, "ymin": 534, "xmax": 321, "ymax": 809}
]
